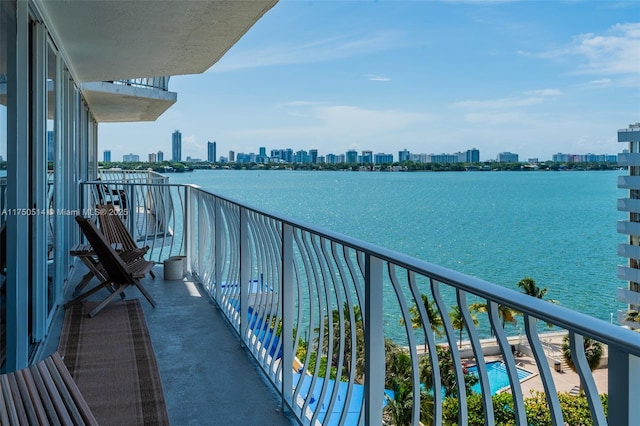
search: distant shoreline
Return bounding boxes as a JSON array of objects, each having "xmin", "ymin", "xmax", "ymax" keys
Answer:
[{"xmin": 84, "ymin": 160, "xmax": 622, "ymax": 174}]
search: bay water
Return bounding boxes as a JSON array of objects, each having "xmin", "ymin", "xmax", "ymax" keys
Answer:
[{"xmin": 168, "ymin": 169, "xmax": 627, "ymax": 326}]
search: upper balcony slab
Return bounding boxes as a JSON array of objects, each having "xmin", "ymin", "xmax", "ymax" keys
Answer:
[
  {"xmin": 36, "ymin": 0, "xmax": 278, "ymax": 83},
  {"xmin": 81, "ymin": 81, "xmax": 177, "ymax": 122}
]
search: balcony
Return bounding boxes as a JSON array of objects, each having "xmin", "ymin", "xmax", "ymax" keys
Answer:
[
  {"xmin": 43, "ymin": 261, "xmax": 296, "ymax": 425},
  {"xmin": 80, "ymin": 77, "xmax": 177, "ymax": 123},
  {"xmin": 54, "ymin": 174, "xmax": 640, "ymax": 425}
]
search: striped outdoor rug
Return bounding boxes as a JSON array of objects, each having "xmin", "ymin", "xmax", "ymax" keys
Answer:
[{"xmin": 58, "ymin": 299, "xmax": 169, "ymax": 425}]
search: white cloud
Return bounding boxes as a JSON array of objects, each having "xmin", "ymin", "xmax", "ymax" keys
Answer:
[
  {"xmin": 366, "ymin": 74, "xmax": 391, "ymax": 82},
  {"xmin": 523, "ymin": 89, "xmax": 562, "ymax": 97},
  {"xmin": 579, "ymin": 78, "xmax": 613, "ymax": 88},
  {"xmin": 210, "ymin": 31, "xmax": 403, "ymax": 72},
  {"xmin": 224, "ymin": 104, "xmax": 430, "ymax": 151},
  {"xmin": 538, "ymin": 22, "xmax": 640, "ymax": 76},
  {"xmin": 463, "ymin": 111, "xmax": 523, "ymax": 125},
  {"xmin": 452, "ymin": 96, "xmax": 544, "ymax": 109}
]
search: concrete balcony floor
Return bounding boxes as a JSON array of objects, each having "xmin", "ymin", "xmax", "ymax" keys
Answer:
[{"xmin": 44, "ymin": 263, "xmax": 296, "ymax": 425}]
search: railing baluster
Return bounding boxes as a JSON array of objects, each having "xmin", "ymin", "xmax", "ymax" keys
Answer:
[
  {"xmin": 609, "ymin": 348, "xmax": 640, "ymax": 425},
  {"xmin": 281, "ymin": 223, "xmax": 294, "ymax": 416},
  {"xmin": 389, "ymin": 264, "xmax": 422, "ymax": 426},
  {"xmin": 487, "ymin": 300, "xmax": 527, "ymax": 425},
  {"xmin": 568, "ymin": 332, "xmax": 607, "ymax": 424},
  {"xmin": 457, "ymin": 290, "xmax": 493, "ymax": 425},
  {"xmin": 364, "ymin": 253, "xmax": 383, "ymax": 426},
  {"xmin": 523, "ymin": 315, "xmax": 563, "ymax": 425},
  {"xmin": 239, "ymin": 206, "xmax": 250, "ymax": 345},
  {"xmin": 431, "ymin": 279, "xmax": 467, "ymax": 425}
]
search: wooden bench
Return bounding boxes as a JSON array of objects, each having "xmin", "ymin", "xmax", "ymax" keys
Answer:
[{"xmin": 0, "ymin": 351, "xmax": 97, "ymax": 425}]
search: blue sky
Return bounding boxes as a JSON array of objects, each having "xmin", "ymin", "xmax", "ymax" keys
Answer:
[{"xmin": 100, "ymin": 0, "xmax": 640, "ymax": 163}]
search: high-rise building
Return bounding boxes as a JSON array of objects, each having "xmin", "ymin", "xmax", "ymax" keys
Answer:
[
  {"xmin": 207, "ymin": 141, "xmax": 217, "ymax": 162},
  {"xmin": 47, "ymin": 130, "xmax": 54, "ymax": 162},
  {"xmin": 398, "ymin": 149, "xmax": 411, "ymax": 162},
  {"xmin": 157, "ymin": 150, "xmax": 164, "ymax": 162},
  {"xmin": 270, "ymin": 148, "xmax": 293, "ymax": 163},
  {"xmin": 496, "ymin": 152, "xmax": 519, "ymax": 163},
  {"xmin": 309, "ymin": 149, "xmax": 318, "ymax": 164},
  {"xmin": 617, "ymin": 123, "xmax": 640, "ymax": 329},
  {"xmin": 293, "ymin": 150, "xmax": 309, "ymax": 163},
  {"xmin": 256, "ymin": 146, "xmax": 268, "ymax": 163},
  {"xmin": 103, "ymin": 149, "xmax": 111, "ymax": 162},
  {"xmin": 229, "ymin": 150, "xmax": 235, "ymax": 162},
  {"xmin": 374, "ymin": 153, "xmax": 393, "ymax": 164},
  {"xmin": 429, "ymin": 153, "xmax": 459, "ymax": 163},
  {"xmin": 123, "ymin": 153, "xmax": 140, "ymax": 162},
  {"xmin": 148, "ymin": 152, "xmax": 157, "ymax": 162},
  {"xmin": 346, "ymin": 150, "xmax": 358, "ymax": 163},
  {"xmin": 466, "ymin": 148, "xmax": 480, "ymax": 163},
  {"xmin": 172, "ymin": 130, "xmax": 182, "ymax": 162}
]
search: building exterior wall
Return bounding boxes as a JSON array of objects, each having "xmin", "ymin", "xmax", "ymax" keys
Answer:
[
  {"xmin": 1, "ymin": 0, "xmax": 101, "ymax": 369},
  {"xmin": 618, "ymin": 123, "xmax": 640, "ymax": 328}
]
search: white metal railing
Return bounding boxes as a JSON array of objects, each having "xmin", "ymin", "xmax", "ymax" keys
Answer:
[
  {"xmin": 78, "ymin": 180, "xmax": 640, "ymax": 425},
  {"xmin": 110, "ymin": 76, "xmax": 170, "ymax": 91}
]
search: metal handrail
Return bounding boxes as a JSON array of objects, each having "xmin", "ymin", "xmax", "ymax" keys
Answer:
[
  {"xmin": 78, "ymin": 180, "xmax": 640, "ymax": 425},
  {"xmin": 110, "ymin": 76, "xmax": 170, "ymax": 91}
]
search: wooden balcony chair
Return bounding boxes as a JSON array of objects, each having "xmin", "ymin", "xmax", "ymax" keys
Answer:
[
  {"xmin": 65, "ymin": 216, "xmax": 156, "ymax": 318},
  {"xmin": 70, "ymin": 204, "xmax": 154, "ymax": 293},
  {"xmin": 0, "ymin": 351, "xmax": 98, "ymax": 425}
]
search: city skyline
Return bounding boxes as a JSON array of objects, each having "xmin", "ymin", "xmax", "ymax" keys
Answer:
[
  {"xmin": 103, "ymin": 142, "xmax": 617, "ymax": 164},
  {"xmin": 97, "ymin": 1, "xmax": 639, "ymax": 162}
]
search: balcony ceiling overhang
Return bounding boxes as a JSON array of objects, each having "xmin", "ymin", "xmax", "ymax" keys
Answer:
[
  {"xmin": 80, "ymin": 82, "xmax": 178, "ymax": 122},
  {"xmin": 38, "ymin": 0, "xmax": 278, "ymax": 83}
]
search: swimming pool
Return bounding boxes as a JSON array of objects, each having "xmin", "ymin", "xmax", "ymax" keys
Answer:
[{"xmin": 466, "ymin": 361, "xmax": 533, "ymax": 395}]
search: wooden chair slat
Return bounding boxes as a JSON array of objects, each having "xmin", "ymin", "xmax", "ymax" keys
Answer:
[
  {"xmin": 65, "ymin": 216, "xmax": 156, "ymax": 317},
  {"xmin": 0, "ymin": 375, "xmax": 18, "ymax": 425},
  {"xmin": 49, "ymin": 352, "xmax": 98, "ymax": 425},
  {"xmin": 35, "ymin": 360, "xmax": 75, "ymax": 425},
  {"xmin": 5, "ymin": 373, "xmax": 28, "ymax": 425},
  {"xmin": 15, "ymin": 368, "xmax": 51, "ymax": 426},
  {"xmin": 28, "ymin": 364, "xmax": 60, "ymax": 426},
  {"xmin": 70, "ymin": 204, "xmax": 155, "ymax": 294}
]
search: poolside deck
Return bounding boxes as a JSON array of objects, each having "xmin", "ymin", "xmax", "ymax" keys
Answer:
[
  {"xmin": 43, "ymin": 263, "xmax": 297, "ymax": 425},
  {"xmin": 458, "ymin": 333, "xmax": 609, "ymax": 396}
]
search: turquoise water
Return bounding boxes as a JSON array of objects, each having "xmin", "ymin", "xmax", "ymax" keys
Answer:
[
  {"xmin": 466, "ymin": 361, "xmax": 533, "ymax": 395},
  {"xmin": 168, "ymin": 169, "xmax": 626, "ymax": 323}
]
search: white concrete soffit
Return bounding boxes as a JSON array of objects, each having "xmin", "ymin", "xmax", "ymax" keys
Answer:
[{"xmin": 37, "ymin": 0, "xmax": 278, "ymax": 83}]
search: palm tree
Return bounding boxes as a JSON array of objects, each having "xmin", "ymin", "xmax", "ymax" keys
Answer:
[
  {"xmin": 561, "ymin": 334, "xmax": 603, "ymax": 391},
  {"xmin": 400, "ymin": 293, "xmax": 445, "ymax": 352},
  {"xmin": 469, "ymin": 301, "xmax": 517, "ymax": 333},
  {"xmin": 419, "ymin": 345, "xmax": 479, "ymax": 398},
  {"xmin": 315, "ymin": 303, "xmax": 364, "ymax": 381},
  {"xmin": 517, "ymin": 277, "xmax": 548, "ymax": 299},
  {"xmin": 449, "ymin": 306, "xmax": 479, "ymax": 349},
  {"xmin": 516, "ymin": 277, "xmax": 559, "ymax": 328}
]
